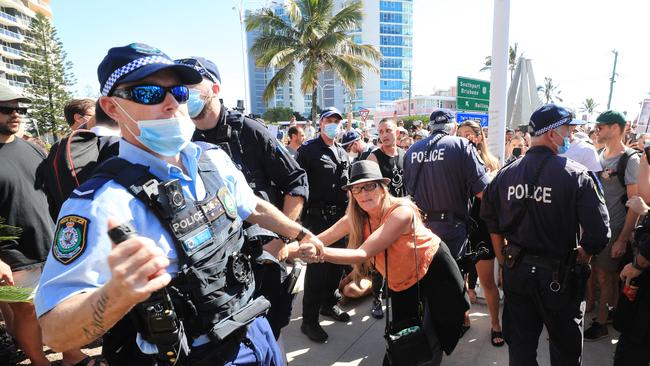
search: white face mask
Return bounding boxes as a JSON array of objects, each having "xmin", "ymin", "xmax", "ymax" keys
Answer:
[{"xmin": 113, "ymin": 99, "xmax": 195, "ymax": 156}]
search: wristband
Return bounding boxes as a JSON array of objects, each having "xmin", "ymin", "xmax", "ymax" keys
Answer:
[
  {"xmin": 633, "ymin": 255, "xmax": 645, "ymax": 271},
  {"xmin": 294, "ymin": 226, "xmax": 308, "ymax": 242}
]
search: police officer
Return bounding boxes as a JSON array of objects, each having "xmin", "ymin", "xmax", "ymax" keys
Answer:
[
  {"xmin": 34, "ymin": 43, "xmax": 322, "ymax": 366},
  {"xmin": 175, "ymin": 56, "xmax": 309, "ymax": 340},
  {"xmin": 403, "ymin": 109, "xmax": 490, "ymax": 262},
  {"xmin": 480, "ymin": 104, "xmax": 610, "ymax": 366},
  {"xmin": 296, "ymin": 107, "xmax": 350, "ymax": 342},
  {"xmin": 340, "ymin": 130, "xmax": 374, "ymax": 162}
]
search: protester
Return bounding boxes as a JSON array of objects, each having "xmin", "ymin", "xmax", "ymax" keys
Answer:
[
  {"xmin": 304, "ymin": 119, "xmax": 316, "ymax": 140},
  {"xmin": 505, "ymin": 128, "xmax": 514, "ymax": 144},
  {"xmin": 340, "ymin": 130, "xmax": 374, "ymax": 162},
  {"xmin": 586, "ymin": 110, "xmax": 640, "ymax": 341},
  {"xmin": 286, "ymin": 125, "xmax": 305, "ymax": 158},
  {"xmin": 34, "ymin": 43, "xmax": 321, "ymax": 365},
  {"xmin": 481, "ymin": 104, "xmax": 610, "ymax": 365},
  {"xmin": 456, "ymin": 120, "xmax": 503, "ymax": 347},
  {"xmin": 505, "ymin": 135, "xmax": 527, "ymax": 163},
  {"xmin": 299, "ymin": 160, "xmax": 469, "ymax": 365},
  {"xmin": 63, "ymin": 98, "xmax": 96, "ymax": 131},
  {"xmin": 560, "ymin": 120, "xmax": 601, "ymax": 173},
  {"xmin": 367, "ymin": 118, "xmax": 406, "ymax": 198}
]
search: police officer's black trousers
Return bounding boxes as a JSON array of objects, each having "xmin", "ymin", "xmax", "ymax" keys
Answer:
[
  {"xmin": 302, "ymin": 216, "xmax": 347, "ymax": 324},
  {"xmin": 502, "ymin": 263, "xmax": 584, "ymax": 366}
]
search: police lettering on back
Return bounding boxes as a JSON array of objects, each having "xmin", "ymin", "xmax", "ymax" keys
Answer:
[
  {"xmin": 410, "ymin": 143, "xmax": 445, "ymax": 163},
  {"xmin": 507, "ymin": 184, "xmax": 552, "ymax": 203}
]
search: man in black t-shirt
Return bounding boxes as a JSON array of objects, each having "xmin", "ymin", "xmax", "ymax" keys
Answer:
[
  {"xmin": 0, "ymin": 85, "xmax": 100, "ymax": 366},
  {"xmin": 367, "ymin": 118, "xmax": 405, "ymax": 197}
]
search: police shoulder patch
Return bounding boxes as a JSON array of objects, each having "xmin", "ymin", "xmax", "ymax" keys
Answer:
[
  {"xmin": 53, "ymin": 215, "xmax": 90, "ymax": 265},
  {"xmin": 217, "ymin": 187, "xmax": 238, "ymax": 219}
]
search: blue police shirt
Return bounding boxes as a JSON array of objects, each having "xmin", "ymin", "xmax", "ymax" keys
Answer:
[
  {"xmin": 34, "ymin": 139, "xmax": 258, "ymax": 349},
  {"xmin": 480, "ymin": 146, "xmax": 610, "ymax": 259},
  {"xmin": 403, "ymin": 132, "xmax": 490, "ymax": 258}
]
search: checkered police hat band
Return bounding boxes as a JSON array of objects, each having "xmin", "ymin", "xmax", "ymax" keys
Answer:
[
  {"xmin": 101, "ymin": 56, "xmax": 173, "ymax": 96},
  {"xmin": 533, "ymin": 116, "xmax": 571, "ymax": 136}
]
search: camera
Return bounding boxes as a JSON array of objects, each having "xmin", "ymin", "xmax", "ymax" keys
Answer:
[{"xmin": 161, "ymin": 179, "xmax": 186, "ymax": 212}]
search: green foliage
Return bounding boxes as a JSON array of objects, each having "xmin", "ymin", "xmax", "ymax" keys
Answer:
[
  {"xmin": 580, "ymin": 98, "xmax": 599, "ymax": 117},
  {"xmin": 480, "ymin": 42, "xmax": 522, "ymax": 80},
  {"xmin": 23, "ymin": 12, "xmax": 75, "ymax": 136},
  {"xmin": 263, "ymin": 107, "xmax": 295, "ymax": 122},
  {"xmin": 537, "ymin": 77, "xmax": 563, "ymax": 104},
  {"xmin": 0, "ymin": 217, "xmax": 21, "ymax": 241},
  {"xmin": 246, "ymin": 0, "xmax": 382, "ymax": 122},
  {"xmin": 398, "ymin": 115, "xmax": 429, "ymax": 130}
]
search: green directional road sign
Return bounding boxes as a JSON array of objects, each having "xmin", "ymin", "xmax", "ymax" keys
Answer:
[
  {"xmin": 457, "ymin": 97, "xmax": 489, "ymax": 112},
  {"xmin": 457, "ymin": 77, "xmax": 490, "ymax": 112}
]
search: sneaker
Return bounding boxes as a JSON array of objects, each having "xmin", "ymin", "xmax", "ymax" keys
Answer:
[
  {"xmin": 320, "ymin": 305, "xmax": 351, "ymax": 322},
  {"xmin": 584, "ymin": 321, "xmax": 608, "ymax": 341},
  {"xmin": 371, "ymin": 299, "xmax": 384, "ymax": 319},
  {"xmin": 301, "ymin": 321, "xmax": 328, "ymax": 343}
]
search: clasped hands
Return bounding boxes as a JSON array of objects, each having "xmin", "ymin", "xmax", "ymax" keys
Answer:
[{"xmin": 298, "ymin": 239, "xmax": 326, "ymax": 263}]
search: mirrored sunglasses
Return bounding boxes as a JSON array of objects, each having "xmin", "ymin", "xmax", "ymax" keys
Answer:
[{"xmin": 111, "ymin": 84, "xmax": 189, "ymax": 105}]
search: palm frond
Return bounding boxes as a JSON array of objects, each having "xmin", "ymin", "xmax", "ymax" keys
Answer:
[
  {"xmin": 327, "ymin": 1, "xmax": 363, "ymax": 33},
  {"xmin": 263, "ymin": 63, "xmax": 296, "ymax": 103}
]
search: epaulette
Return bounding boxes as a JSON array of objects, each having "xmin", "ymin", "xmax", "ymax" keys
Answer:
[{"xmin": 69, "ymin": 176, "xmax": 112, "ymax": 200}]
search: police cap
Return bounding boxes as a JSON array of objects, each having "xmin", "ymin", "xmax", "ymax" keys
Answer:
[
  {"xmin": 320, "ymin": 107, "xmax": 343, "ymax": 121},
  {"xmin": 175, "ymin": 57, "xmax": 221, "ymax": 84},
  {"xmin": 341, "ymin": 131, "xmax": 361, "ymax": 148},
  {"xmin": 429, "ymin": 109, "xmax": 454, "ymax": 124},
  {"xmin": 529, "ymin": 104, "xmax": 585, "ymax": 136}
]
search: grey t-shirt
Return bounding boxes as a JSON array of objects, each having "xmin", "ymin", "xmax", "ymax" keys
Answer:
[{"xmin": 598, "ymin": 148, "xmax": 639, "ymax": 230}]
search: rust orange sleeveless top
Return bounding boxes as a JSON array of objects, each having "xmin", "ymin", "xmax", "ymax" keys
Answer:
[{"xmin": 365, "ymin": 204, "xmax": 438, "ymax": 291}]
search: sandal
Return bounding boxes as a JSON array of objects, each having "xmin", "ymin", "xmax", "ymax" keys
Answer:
[{"xmin": 491, "ymin": 329, "xmax": 505, "ymax": 347}]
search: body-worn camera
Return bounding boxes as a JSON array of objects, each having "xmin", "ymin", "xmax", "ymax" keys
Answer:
[{"xmin": 161, "ymin": 179, "xmax": 186, "ymax": 212}]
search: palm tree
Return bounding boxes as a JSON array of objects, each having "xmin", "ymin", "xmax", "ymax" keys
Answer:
[
  {"xmin": 537, "ymin": 77, "xmax": 563, "ymax": 104},
  {"xmin": 580, "ymin": 98, "xmax": 599, "ymax": 119},
  {"xmin": 246, "ymin": 0, "xmax": 381, "ymax": 121},
  {"xmin": 480, "ymin": 42, "xmax": 522, "ymax": 80}
]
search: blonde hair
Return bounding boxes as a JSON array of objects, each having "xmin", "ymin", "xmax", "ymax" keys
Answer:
[
  {"xmin": 346, "ymin": 182, "xmax": 423, "ymax": 280},
  {"xmin": 459, "ymin": 120, "xmax": 500, "ymax": 172}
]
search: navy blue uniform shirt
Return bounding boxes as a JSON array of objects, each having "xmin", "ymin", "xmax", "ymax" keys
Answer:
[
  {"xmin": 480, "ymin": 145, "xmax": 610, "ymax": 259},
  {"xmin": 404, "ymin": 131, "xmax": 490, "ymax": 220},
  {"xmin": 193, "ymin": 105, "xmax": 309, "ymax": 206},
  {"xmin": 296, "ymin": 136, "xmax": 349, "ymax": 207}
]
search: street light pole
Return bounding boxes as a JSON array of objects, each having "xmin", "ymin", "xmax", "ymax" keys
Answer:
[
  {"xmin": 234, "ymin": 0, "xmax": 251, "ymax": 113},
  {"xmin": 607, "ymin": 50, "xmax": 618, "ymax": 110}
]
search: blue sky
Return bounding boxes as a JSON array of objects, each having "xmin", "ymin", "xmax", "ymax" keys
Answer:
[{"xmin": 51, "ymin": 0, "xmax": 650, "ymax": 118}]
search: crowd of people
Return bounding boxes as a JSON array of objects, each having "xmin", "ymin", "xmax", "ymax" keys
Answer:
[{"xmin": 0, "ymin": 40, "xmax": 649, "ymax": 366}]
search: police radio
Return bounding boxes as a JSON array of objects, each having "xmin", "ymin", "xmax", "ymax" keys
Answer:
[{"xmin": 107, "ymin": 223, "xmax": 189, "ymax": 362}]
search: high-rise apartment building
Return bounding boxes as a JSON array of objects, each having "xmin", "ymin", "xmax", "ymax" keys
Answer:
[
  {"xmin": 246, "ymin": 0, "xmax": 413, "ymax": 117},
  {"xmin": 0, "ymin": 0, "xmax": 52, "ymax": 92}
]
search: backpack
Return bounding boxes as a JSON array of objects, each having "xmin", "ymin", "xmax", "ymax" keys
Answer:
[
  {"xmin": 42, "ymin": 129, "xmax": 119, "ymax": 220},
  {"xmin": 598, "ymin": 147, "xmax": 639, "ymax": 206}
]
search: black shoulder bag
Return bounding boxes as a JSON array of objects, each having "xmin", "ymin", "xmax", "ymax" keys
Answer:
[{"xmin": 383, "ymin": 213, "xmax": 433, "ymax": 366}]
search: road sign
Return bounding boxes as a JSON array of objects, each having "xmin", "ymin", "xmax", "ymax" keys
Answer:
[
  {"xmin": 457, "ymin": 97, "xmax": 489, "ymax": 112},
  {"xmin": 456, "ymin": 112, "xmax": 489, "ymax": 127},
  {"xmin": 359, "ymin": 109, "xmax": 370, "ymax": 122},
  {"xmin": 457, "ymin": 77, "xmax": 490, "ymax": 112}
]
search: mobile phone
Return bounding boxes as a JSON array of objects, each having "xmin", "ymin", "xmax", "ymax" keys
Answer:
[
  {"xmin": 512, "ymin": 147, "xmax": 522, "ymax": 158},
  {"xmin": 644, "ymin": 146, "xmax": 650, "ymax": 166}
]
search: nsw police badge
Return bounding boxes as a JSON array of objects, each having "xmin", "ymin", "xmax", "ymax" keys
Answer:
[
  {"xmin": 217, "ymin": 187, "xmax": 237, "ymax": 219},
  {"xmin": 53, "ymin": 215, "xmax": 89, "ymax": 265}
]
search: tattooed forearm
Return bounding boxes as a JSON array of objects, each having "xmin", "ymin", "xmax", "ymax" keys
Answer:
[{"xmin": 82, "ymin": 290, "xmax": 110, "ymax": 341}]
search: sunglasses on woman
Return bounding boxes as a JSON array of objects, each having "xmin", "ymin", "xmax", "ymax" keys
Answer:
[
  {"xmin": 0, "ymin": 106, "xmax": 27, "ymax": 115},
  {"xmin": 350, "ymin": 182, "xmax": 379, "ymax": 194},
  {"xmin": 111, "ymin": 84, "xmax": 190, "ymax": 105}
]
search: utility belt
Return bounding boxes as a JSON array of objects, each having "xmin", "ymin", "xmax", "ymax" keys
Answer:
[
  {"xmin": 424, "ymin": 210, "xmax": 466, "ymax": 225},
  {"xmin": 502, "ymin": 243, "xmax": 587, "ymax": 294},
  {"xmin": 304, "ymin": 204, "xmax": 346, "ymax": 220}
]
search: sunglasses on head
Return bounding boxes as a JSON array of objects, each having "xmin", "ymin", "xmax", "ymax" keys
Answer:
[
  {"xmin": 350, "ymin": 181, "xmax": 379, "ymax": 194},
  {"xmin": 111, "ymin": 84, "xmax": 189, "ymax": 105},
  {"xmin": 0, "ymin": 106, "xmax": 27, "ymax": 115},
  {"xmin": 175, "ymin": 58, "xmax": 217, "ymax": 83}
]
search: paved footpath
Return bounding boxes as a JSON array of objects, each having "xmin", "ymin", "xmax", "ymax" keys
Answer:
[{"xmin": 283, "ymin": 292, "xmax": 618, "ymax": 365}]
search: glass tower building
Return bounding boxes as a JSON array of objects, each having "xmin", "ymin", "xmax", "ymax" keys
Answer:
[{"xmin": 378, "ymin": 0, "xmax": 413, "ymax": 107}]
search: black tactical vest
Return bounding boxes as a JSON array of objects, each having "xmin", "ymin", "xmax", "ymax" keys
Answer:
[{"xmin": 98, "ymin": 149, "xmax": 269, "ymax": 365}]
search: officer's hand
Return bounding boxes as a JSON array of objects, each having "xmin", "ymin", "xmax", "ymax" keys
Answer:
[
  {"xmin": 626, "ymin": 196, "xmax": 650, "ymax": 215},
  {"xmin": 105, "ymin": 218, "xmax": 171, "ymax": 305},
  {"xmin": 285, "ymin": 241, "xmax": 301, "ymax": 260},
  {"xmin": 263, "ymin": 238, "xmax": 289, "ymax": 261},
  {"xmin": 576, "ymin": 246, "xmax": 591, "ymax": 264},
  {"xmin": 620, "ymin": 263, "xmax": 643, "ymax": 286},
  {"xmin": 0, "ymin": 259, "xmax": 14, "ymax": 286},
  {"xmin": 298, "ymin": 243, "xmax": 320, "ymax": 263},
  {"xmin": 610, "ymin": 239, "xmax": 627, "ymax": 259}
]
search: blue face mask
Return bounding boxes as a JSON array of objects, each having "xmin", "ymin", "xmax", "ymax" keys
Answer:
[
  {"xmin": 554, "ymin": 130, "xmax": 570, "ymax": 154},
  {"xmin": 113, "ymin": 99, "xmax": 196, "ymax": 156},
  {"xmin": 323, "ymin": 123, "xmax": 339, "ymax": 140},
  {"xmin": 187, "ymin": 89, "xmax": 206, "ymax": 118}
]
